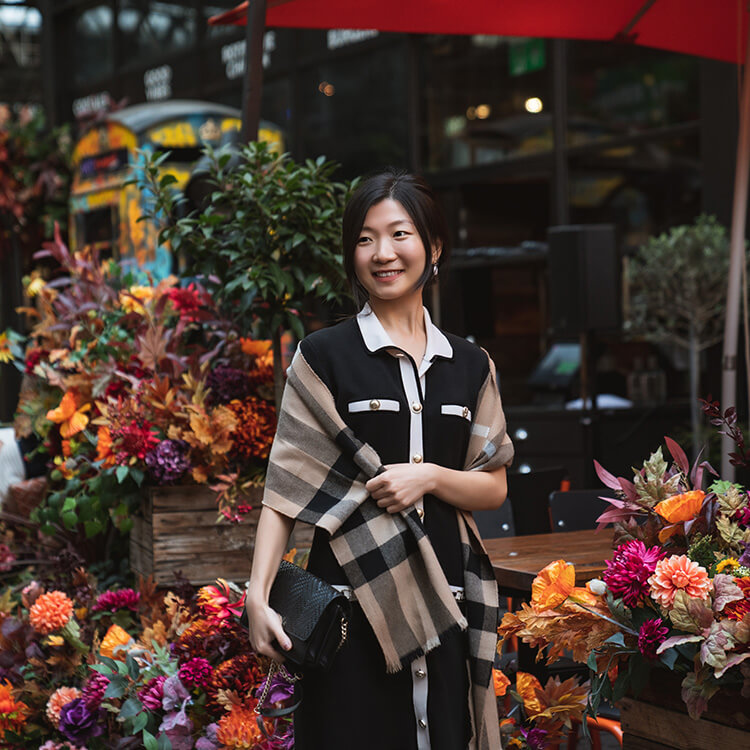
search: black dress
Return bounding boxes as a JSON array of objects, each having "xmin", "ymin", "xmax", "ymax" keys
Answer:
[{"xmin": 292, "ymin": 306, "xmax": 498, "ymax": 750}]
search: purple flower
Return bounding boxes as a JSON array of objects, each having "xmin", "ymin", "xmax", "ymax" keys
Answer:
[
  {"xmin": 734, "ymin": 507, "xmax": 750, "ymax": 527},
  {"xmin": 256, "ymin": 671, "xmax": 295, "ymax": 707},
  {"xmin": 162, "ymin": 674, "xmax": 191, "ymax": 712},
  {"xmin": 206, "ymin": 365, "xmax": 253, "ymax": 404},
  {"xmin": 178, "ymin": 657, "xmax": 212, "ymax": 689},
  {"xmin": 195, "ymin": 723, "xmax": 220, "ymax": 750},
  {"xmin": 58, "ymin": 698, "xmax": 105, "ymax": 744},
  {"xmin": 138, "ymin": 675, "xmax": 168, "ymax": 711},
  {"xmin": 82, "ymin": 670, "xmax": 109, "ymax": 709},
  {"xmin": 145, "ymin": 439, "xmax": 191, "ymax": 484},
  {"xmin": 159, "ymin": 705, "xmax": 194, "ymax": 750},
  {"xmin": 739, "ymin": 541, "xmax": 750, "ymax": 568},
  {"xmin": 521, "ymin": 726, "xmax": 548, "ymax": 750},
  {"xmin": 638, "ymin": 618, "xmax": 669, "ymax": 660},
  {"xmin": 91, "ymin": 588, "xmax": 140, "ymax": 613},
  {"xmin": 603, "ymin": 540, "xmax": 666, "ymax": 607}
]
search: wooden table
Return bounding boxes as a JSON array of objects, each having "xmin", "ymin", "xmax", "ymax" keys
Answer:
[{"xmin": 485, "ymin": 528, "xmax": 615, "ymax": 595}]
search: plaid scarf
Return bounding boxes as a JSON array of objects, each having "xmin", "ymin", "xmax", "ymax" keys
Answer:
[{"xmin": 263, "ymin": 347, "xmax": 513, "ymax": 750}]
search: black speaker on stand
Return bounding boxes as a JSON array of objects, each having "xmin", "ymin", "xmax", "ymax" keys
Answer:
[{"xmin": 547, "ymin": 224, "xmax": 621, "ymax": 485}]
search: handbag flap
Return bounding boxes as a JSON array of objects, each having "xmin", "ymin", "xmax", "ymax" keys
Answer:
[{"xmin": 268, "ymin": 560, "xmax": 347, "ymax": 642}]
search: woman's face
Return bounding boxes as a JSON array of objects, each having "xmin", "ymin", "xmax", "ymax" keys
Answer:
[{"xmin": 353, "ymin": 198, "xmax": 435, "ymax": 306}]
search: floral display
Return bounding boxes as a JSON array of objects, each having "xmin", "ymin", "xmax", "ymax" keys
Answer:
[
  {"xmin": 0, "ymin": 562, "xmax": 296, "ymax": 748},
  {"xmin": 2, "ymin": 230, "xmax": 277, "ymax": 559},
  {"xmin": 500, "ymin": 432, "xmax": 750, "ymax": 721}
]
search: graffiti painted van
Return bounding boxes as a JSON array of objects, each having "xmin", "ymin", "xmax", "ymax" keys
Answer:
[{"xmin": 69, "ymin": 100, "xmax": 283, "ymax": 279}]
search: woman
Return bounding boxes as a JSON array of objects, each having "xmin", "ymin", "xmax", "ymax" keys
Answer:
[{"xmin": 245, "ymin": 169, "xmax": 513, "ymax": 750}]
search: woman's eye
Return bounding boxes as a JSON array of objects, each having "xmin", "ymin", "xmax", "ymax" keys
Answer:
[
  {"xmin": 393, "ymin": 230, "xmax": 408, "ymax": 238},
  {"xmin": 357, "ymin": 236, "xmax": 371, "ymax": 245}
]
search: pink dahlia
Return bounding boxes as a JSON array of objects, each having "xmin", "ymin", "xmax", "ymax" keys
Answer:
[
  {"xmin": 91, "ymin": 589, "xmax": 140, "ymax": 613},
  {"xmin": 178, "ymin": 657, "xmax": 213, "ymax": 689},
  {"xmin": 81, "ymin": 671, "xmax": 109, "ymax": 709},
  {"xmin": 138, "ymin": 675, "xmax": 167, "ymax": 711},
  {"xmin": 46, "ymin": 686, "xmax": 81, "ymax": 726},
  {"xmin": 648, "ymin": 554, "xmax": 712, "ymax": 608},
  {"xmin": 602, "ymin": 540, "xmax": 666, "ymax": 607},
  {"xmin": 637, "ymin": 618, "xmax": 669, "ymax": 660}
]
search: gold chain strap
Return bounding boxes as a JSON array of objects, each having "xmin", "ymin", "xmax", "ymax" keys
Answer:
[{"xmin": 253, "ymin": 615, "xmax": 349, "ymax": 714}]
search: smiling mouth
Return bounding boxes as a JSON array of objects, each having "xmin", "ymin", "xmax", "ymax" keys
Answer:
[{"xmin": 373, "ymin": 270, "xmax": 404, "ymax": 278}]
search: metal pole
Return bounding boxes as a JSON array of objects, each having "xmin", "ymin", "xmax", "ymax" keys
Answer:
[
  {"xmin": 721, "ymin": 22, "xmax": 750, "ymax": 480},
  {"xmin": 241, "ymin": 0, "xmax": 268, "ymax": 143}
]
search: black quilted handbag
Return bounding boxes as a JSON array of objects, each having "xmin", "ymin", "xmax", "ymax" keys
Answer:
[{"xmin": 242, "ymin": 560, "xmax": 350, "ymax": 672}]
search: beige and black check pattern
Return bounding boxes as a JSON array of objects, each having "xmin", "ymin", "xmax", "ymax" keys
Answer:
[{"xmin": 262, "ymin": 348, "xmax": 513, "ymax": 750}]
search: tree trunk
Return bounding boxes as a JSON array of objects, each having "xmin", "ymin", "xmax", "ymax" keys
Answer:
[
  {"xmin": 272, "ymin": 328, "xmax": 285, "ymax": 413},
  {"xmin": 689, "ymin": 321, "xmax": 701, "ymax": 463}
]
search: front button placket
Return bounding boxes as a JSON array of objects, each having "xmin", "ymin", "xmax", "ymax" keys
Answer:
[{"xmin": 394, "ymin": 350, "xmax": 434, "ymax": 750}]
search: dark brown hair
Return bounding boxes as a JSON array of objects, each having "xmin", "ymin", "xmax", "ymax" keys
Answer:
[{"xmin": 342, "ymin": 168, "xmax": 450, "ymax": 308}]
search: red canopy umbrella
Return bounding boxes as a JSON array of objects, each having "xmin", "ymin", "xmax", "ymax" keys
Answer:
[{"xmin": 211, "ymin": 0, "xmax": 750, "ymax": 477}]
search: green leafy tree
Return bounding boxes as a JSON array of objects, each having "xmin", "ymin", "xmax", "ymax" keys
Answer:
[
  {"xmin": 137, "ymin": 141, "xmax": 355, "ymax": 406},
  {"xmin": 625, "ymin": 215, "xmax": 736, "ymax": 458}
]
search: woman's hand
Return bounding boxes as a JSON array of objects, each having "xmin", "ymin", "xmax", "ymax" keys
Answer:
[
  {"xmin": 366, "ymin": 463, "xmax": 436, "ymax": 514},
  {"xmin": 245, "ymin": 593, "xmax": 292, "ymax": 662}
]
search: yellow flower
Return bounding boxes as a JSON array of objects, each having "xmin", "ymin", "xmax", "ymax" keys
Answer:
[
  {"xmin": 119, "ymin": 285, "xmax": 155, "ymax": 314},
  {"xmin": 26, "ymin": 274, "xmax": 46, "ymax": 297},
  {"xmin": 716, "ymin": 557, "xmax": 739, "ymax": 574},
  {"xmin": 0, "ymin": 332, "xmax": 13, "ymax": 364},
  {"xmin": 100, "ymin": 624, "xmax": 134, "ymax": 661}
]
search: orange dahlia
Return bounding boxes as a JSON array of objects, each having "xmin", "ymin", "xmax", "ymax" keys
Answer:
[
  {"xmin": 648, "ymin": 554, "xmax": 711, "ymax": 608},
  {"xmin": 29, "ymin": 590, "xmax": 73, "ymax": 634},
  {"xmin": 0, "ymin": 680, "xmax": 28, "ymax": 737},
  {"xmin": 531, "ymin": 560, "xmax": 575, "ymax": 612},
  {"xmin": 227, "ymin": 397, "xmax": 276, "ymax": 462},
  {"xmin": 724, "ymin": 577, "xmax": 750, "ymax": 621},
  {"xmin": 99, "ymin": 623, "xmax": 134, "ymax": 661},
  {"xmin": 45, "ymin": 686, "xmax": 81, "ymax": 726},
  {"xmin": 216, "ymin": 705, "xmax": 265, "ymax": 748},
  {"xmin": 654, "ymin": 490, "xmax": 705, "ymax": 523}
]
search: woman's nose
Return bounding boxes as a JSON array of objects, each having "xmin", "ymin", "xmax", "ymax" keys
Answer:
[{"xmin": 372, "ymin": 239, "xmax": 397, "ymax": 262}]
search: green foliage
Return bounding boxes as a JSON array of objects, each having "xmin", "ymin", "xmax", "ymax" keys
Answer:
[
  {"xmin": 136, "ymin": 141, "xmax": 355, "ymax": 339},
  {"xmin": 625, "ymin": 214, "xmax": 733, "ymax": 351}
]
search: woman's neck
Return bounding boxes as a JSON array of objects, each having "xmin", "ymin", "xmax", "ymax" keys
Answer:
[{"xmin": 368, "ymin": 295, "xmax": 427, "ymax": 362}]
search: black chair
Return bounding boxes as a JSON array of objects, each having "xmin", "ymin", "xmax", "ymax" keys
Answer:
[
  {"xmin": 507, "ymin": 467, "xmax": 566, "ymax": 536},
  {"xmin": 548, "ymin": 489, "xmax": 610, "ymax": 532},
  {"xmin": 474, "ymin": 500, "xmax": 515, "ymax": 540}
]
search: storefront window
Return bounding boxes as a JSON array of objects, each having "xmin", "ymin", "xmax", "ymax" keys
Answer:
[
  {"xmin": 118, "ymin": 0, "xmax": 196, "ymax": 63},
  {"xmin": 420, "ymin": 35, "xmax": 552, "ymax": 171},
  {"xmin": 73, "ymin": 4, "xmax": 114, "ymax": 85},
  {"xmin": 568, "ymin": 42, "xmax": 699, "ymax": 146},
  {"xmin": 297, "ymin": 42, "xmax": 408, "ymax": 179}
]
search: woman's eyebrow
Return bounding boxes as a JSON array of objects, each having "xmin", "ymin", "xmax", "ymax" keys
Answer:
[{"xmin": 361, "ymin": 219, "xmax": 414, "ymax": 232}]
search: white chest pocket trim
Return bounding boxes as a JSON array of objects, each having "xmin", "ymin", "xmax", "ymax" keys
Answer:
[
  {"xmin": 441, "ymin": 404, "xmax": 472, "ymax": 421},
  {"xmin": 348, "ymin": 399, "xmax": 401, "ymax": 413}
]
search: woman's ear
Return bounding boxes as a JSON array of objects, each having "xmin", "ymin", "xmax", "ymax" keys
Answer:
[{"xmin": 431, "ymin": 243, "xmax": 443, "ymax": 265}]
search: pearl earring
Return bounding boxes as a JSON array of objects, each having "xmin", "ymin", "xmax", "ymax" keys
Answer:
[{"xmin": 432, "ymin": 263, "xmax": 439, "ymax": 277}]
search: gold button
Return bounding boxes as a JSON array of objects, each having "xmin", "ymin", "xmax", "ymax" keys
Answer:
[
  {"xmin": 417, "ymin": 507, "xmax": 424, "ymax": 520},
  {"xmin": 419, "ymin": 718, "xmax": 427, "ymax": 729},
  {"xmin": 415, "ymin": 668, "xmax": 426, "ymax": 678},
  {"xmin": 412, "ymin": 453, "xmax": 423, "ymax": 463},
  {"xmin": 369, "ymin": 399, "xmax": 380, "ymax": 410},
  {"xmin": 412, "ymin": 402, "xmax": 422, "ymax": 413},
  {"xmin": 462, "ymin": 406, "xmax": 469, "ymax": 418}
]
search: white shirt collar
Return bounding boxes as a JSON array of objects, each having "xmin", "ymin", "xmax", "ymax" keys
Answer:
[{"xmin": 356, "ymin": 302, "xmax": 453, "ymax": 363}]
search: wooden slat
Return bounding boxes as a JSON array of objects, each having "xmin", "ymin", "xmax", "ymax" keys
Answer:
[
  {"xmin": 151, "ymin": 508, "xmax": 261, "ymax": 534},
  {"xmin": 485, "ymin": 529, "xmax": 615, "ymax": 592},
  {"xmin": 619, "ymin": 697, "xmax": 750, "ymax": 749}
]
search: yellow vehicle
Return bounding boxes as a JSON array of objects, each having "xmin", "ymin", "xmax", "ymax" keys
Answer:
[{"xmin": 69, "ymin": 100, "xmax": 283, "ymax": 279}]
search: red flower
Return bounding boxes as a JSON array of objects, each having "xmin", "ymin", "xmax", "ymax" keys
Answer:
[
  {"xmin": 637, "ymin": 618, "xmax": 669, "ymax": 659},
  {"xmin": 166, "ymin": 284, "xmax": 212, "ymax": 322},
  {"xmin": 603, "ymin": 540, "xmax": 666, "ymax": 607},
  {"xmin": 724, "ymin": 577, "xmax": 750, "ymax": 621},
  {"xmin": 111, "ymin": 418, "xmax": 159, "ymax": 462}
]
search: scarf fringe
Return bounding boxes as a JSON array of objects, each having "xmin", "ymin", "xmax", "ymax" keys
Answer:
[{"xmin": 384, "ymin": 618, "xmax": 469, "ymax": 674}]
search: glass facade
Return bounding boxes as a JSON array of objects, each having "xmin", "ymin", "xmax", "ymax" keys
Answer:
[
  {"xmin": 73, "ymin": 4, "xmax": 114, "ymax": 85},
  {"xmin": 118, "ymin": 1, "xmax": 197, "ymax": 64}
]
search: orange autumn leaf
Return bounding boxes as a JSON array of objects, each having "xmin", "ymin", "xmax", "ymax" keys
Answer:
[
  {"xmin": 531, "ymin": 560, "xmax": 575, "ymax": 612},
  {"xmin": 565, "ymin": 586, "xmax": 601, "ymax": 609},
  {"xmin": 493, "ymin": 668, "xmax": 511, "ymax": 697},
  {"xmin": 654, "ymin": 490, "xmax": 705, "ymax": 523},
  {"xmin": 96, "ymin": 426, "xmax": 116, "ymax": 467},
  {"xmin": 46, "ymin": 391, "xmax": 91, "ymax": 438}
]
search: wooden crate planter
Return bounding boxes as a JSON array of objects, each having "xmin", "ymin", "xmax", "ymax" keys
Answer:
[
  {"xmin": 129, "ymin": 485, "xmax": 315, "ymax": 586},
  {"xmin": 619, "ymin": 671, "xmax": 750, "ymax": 749}
]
